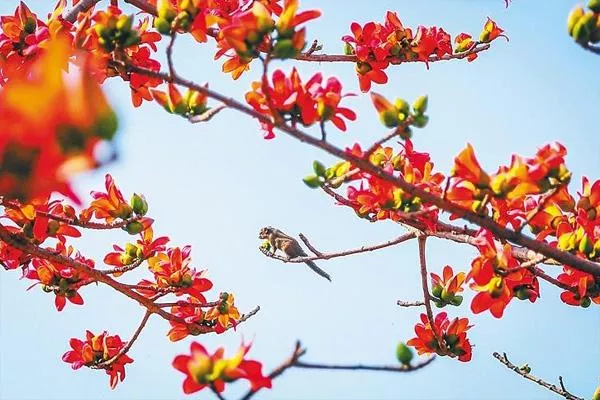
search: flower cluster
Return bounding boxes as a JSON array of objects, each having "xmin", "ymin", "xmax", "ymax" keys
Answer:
[
  {"xmin": 371, "ymin": 92, "xmax": 429, "ymax": 136},
  {"xmin": 173, "ymin": 341, "xmax": 272, "ymax": 394},
  {"xmin": 342, "ymin": 12, "xmax": 504, "ymax": 91},
  {"xmin": 246, "ymin": 68, "xmax": 356, "ymax": 139},
  {"xmin": 63, "ymin": 330, "xmax": 133, "ymax": 389},
  {"xmin": 315, "ymin": 139, "xmax": 444, "ymax": 226},
  {"xmin": 407, "ymin": 312, "xmax": 472, "ymax": 362}
]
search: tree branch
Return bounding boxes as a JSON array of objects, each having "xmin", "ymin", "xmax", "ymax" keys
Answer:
[
  {"xmin": 492, "ymin": 352, "xmax": 583, "ymax": 400},
  {"xmin": 397, "ymin": 300, "xmax": 425, "ymax": 307},
  {"xmin": 63, "ymin": 0, "xmax": 101, "ymax": 23},
  {"xmin": 293, "ymin": 356, "xmax": 435, "ymax": 372},
  {"xmin": 119, "ymin": 62, "xmax": 600, "ymax": 278},
  {"xmin": 260, "ymin": 231, "xmax": 417, "ymax": 263}
]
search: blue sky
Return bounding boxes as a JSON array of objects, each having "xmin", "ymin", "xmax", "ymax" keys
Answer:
[{"xmin": 1, "ymin": 0, "xmax": 599, "ymax": 399}]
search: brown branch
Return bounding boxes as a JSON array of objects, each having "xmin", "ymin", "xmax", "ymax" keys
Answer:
[
  {"xmin": 260, "ymin": 231, "xmax": 417, "ymax": 263},
  {"xmin": 155, "ymin": 301, "xmax": 219, "ymax": 308},
  {"xmin": 166, "ymin": 32, "xmax": 177, "ymax": 80},
  {"xmin": 63, "ymin": 0, "xmax": 101, "ymax": 23},
  {"xmin": 239, "ymin": 341, "xmax": 307, "ymax": 400},
  {"xmin": 120, "ymin": 63, "xmax": 600, "ymax": 278},
  {"xmin": 417, "ymin": 236, "xmax": 445, "ymax": 353},
  {"xmin": 0, "ymin": 224, "xmax": 259, "ymax": 334},
  {"xmin": 364, "ymin": 118, "xmax": 413, "ymax": 157},
  {"xmin": 123, "ymin": 0, "xmax": 157, "ymax": 14},
  {"xmin": 397, "ymin": 300, "xmax": 425, "ymax": 307},
  {"xmin": 298, "ymin": 233, "xmax": 324, "ymax": 257},
  {"xmin": 92, "ymin": 310, "xmax": 152, "ymax": 369},
  {"xmin": 294, "ymin": 43, "xmax": 491, "ymax": 64},
  {"xmin": 303, "ymin": 40, "xmax": 322, "ymax": 56},
  {"xmin": 293, "ymin": 356, "xmax": 435, "ymax": 372},
  {"xmin": 492, "ymin": 352, "xmax": 583, "ymax": 400},
  {"xmin": 100, "ymin": 258, "xmax": 145, "ymax": 275}
]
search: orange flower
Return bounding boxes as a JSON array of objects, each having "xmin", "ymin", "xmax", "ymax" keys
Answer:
[
  {"xmin": 451, "ymin": 144, "xmax": 490, "ymax": 187},
  {"xmin": 430, "ymin": 265, "xmax": 466, "ymax": 307},
  {"xmin": 205, "ymin": 292, "xmax": 240, "ymax": 333},
  {"xmin": 80, "ymin": 174, "xmax": 132, "ymax": 223},
  {"xmin": 167, "ymin": 297, "xmax": 206, "ymax": 342}
]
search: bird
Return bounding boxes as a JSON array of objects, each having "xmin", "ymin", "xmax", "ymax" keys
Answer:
[{"xmin": 258, "ymin": 226, "xmax": 332, "ymax": 282}]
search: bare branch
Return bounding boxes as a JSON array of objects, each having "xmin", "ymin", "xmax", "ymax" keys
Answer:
[
  {"xmin": 92, "ymin": 311, "xmax": 152, "ymax": 369},
  {"xmin": 63, "ymin": 0, "xmax": 101, "ymax": 23},
  {"xmin": 166, "ymin": 32, "xmax": 177, "ymax": 80},
  {"xmin": 294, "ymin": 356, "xmax": 435, "ymax": 372},
  {"xmin": 298, "ymin": 233, "xmax": 324, "ymax": 257},
  {"xmin": 260, "ymin": 231, "xmax": 417, "ymax": 263},
  {"xmin": 417, "ymin": 236, "xmax": 445, "ymax": 352},
  {"xmin": 492, "ymin": 352, "xmax": 583, "ymax": 400},
  {"xmin": 397, "ymin": 300, "xmax": 425, "ymax": 307}
]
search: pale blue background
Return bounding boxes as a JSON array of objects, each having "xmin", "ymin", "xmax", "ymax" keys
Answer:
[{"xmin": 1, "ymin": 1, "xmax": 599, "ymax": 399}]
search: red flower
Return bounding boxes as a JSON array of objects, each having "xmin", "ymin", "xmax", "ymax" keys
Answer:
[
  {"xmin": 172, "ymin": 341, "xmax": 272, "ymax": 394},
  {"xmin": 62, "ymin": 330, "xmax": 133, "ymax": 389},
  {"xmin": 407, "ymin": 312, "xmax": 472, "ymax": 362},
  {"xmin": 167, "ymin": 297, "xmax": 206, "ymax": 342},
  {"xmin": 558, "ymin": 266, "xmax": 600, "ymax": 307},
  {"xmin": 80, "ymin": 174, "xmax": 132, "ymax": 223}
]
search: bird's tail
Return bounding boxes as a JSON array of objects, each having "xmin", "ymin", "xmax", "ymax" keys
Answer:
[{"xmin": 304, "ymin": 260, "xmax": 332, "ymax": 282}]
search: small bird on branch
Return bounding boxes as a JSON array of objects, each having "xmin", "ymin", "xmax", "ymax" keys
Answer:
[{"xmin": 259, "ymin": 226, "xmax": 332, "ymax": 282}]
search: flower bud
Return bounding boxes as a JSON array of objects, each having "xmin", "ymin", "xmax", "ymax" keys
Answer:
[
  {"xmin": 396, "ymin": 342, "xmax": 413, "ymax": 365},
  {"xmin": 394, "ymin": 98, "xmax": 410, "ymax": 114},
  {"xmin": 125, "ymin": 243, "xmax": 139, "ymax": 257},
  {"xmin": 124, "ymin": 221, "xmax": 144, "ymax": 235},
  {"xmin": 130, "ymin": 193, "xmax": 149, "ymax": 216},
  {"xmin": 343, "ymin": 42, "xmax": 354, "ymax": 55},
  {"xmin": 313, "ymin": 161, "xmax": 326, "ymax": 177},
  {"xmin": 581, "ymin": 296, "xmax": 591, "ymax": 308},
  {"xmin": 154, "ymin": 17, "xmax": 172, "ymax": 34},
  {"xmin": 589, "ymin": 0, "xmax": 600, "ymax": 13},
  {"xmin": 449, "ymin": 295, "xmax": 463, "ymax": 306},
  {"xmin": 431, "ymin": 284, "xmax": 443, "ymax": 298},
  {"xmin": 120, "ymin": 253, "xmax": 134, "ymax": 265},
  {"xmin": 116, "ymin": 15, "xmax": 133, "ymax": 32},
  {"xmin": 568, "ymin": 6, "xmax": 586, "ymax": 36},
  {"xmin": 303, "ymin": 175, "xmax": 322, "ymax": 188},
  {"xmin": 412, "ymin": 114, "xmax": 429, "ymax": 128},
  {"xmin": 412, "ymin": 95, "xmax": 428, "ymax": 114},
  {"xmin": 380, "ymin": 109, "xmax": 399, "ymax": 128}
]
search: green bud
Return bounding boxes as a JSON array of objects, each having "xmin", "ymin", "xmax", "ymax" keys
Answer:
[
  {"xmin": 394, "ymin": 98, "xmax": 410, "ymax": 114},
  {"xmin": 395, "ymin": 342, "xmax": 413, "ymax": 365},
  {"xmin": 125, "ymin": 243, "xmax": 139, "ymax": 257},
  {"xmin": 92, "ymin": 110, "xmax": 118, "ymax": 140},
  {"xmin": 589, "ymin": 0, "xmax": 600, "ymax": 13},
  {"xmin": 272, "ymin": 39, "xmax": 297, "ymax": 59},
  {"xmin": 380, "ymin": 109, "xmax": 399, "ymax": 128},
  {"xmin": 313, "ymin": 161, "xmax": 327, "ymax": 177},
  {"xmin": 581, "ymin": 296, "xmax": 592, "ymax": 308},
  {"xmin": 412, "ymin": 114, "xmax": 429, "ymax": 128},
  {"xmin": 519, "ymin": 364, "xmax": 531, "ymax": 374},
  {"xmin": 122, "ymin": 32, "xmax": 141, "ymax": 47},
  {"xmin": 116, "ymin": 15, "xmax": 134, "ymax": 32},
  {"xmin": 41, "ymin": 284, "xmax": 53, "ymax": 293},
  {"xmin": 130, "ymin": 193, "xmax": 149, "ymax": 216},
  {"xmin": 303, "ymin": 175, "xmax": 322, "ymax": 188},
  {"xmin": 449, "ymin": 295, "xmax": 463, "ymax": 306},
  {"xmin": 445, "ymin": 334, "xmax": 459, "ymax": 346},
  {"xmin": 343, "ymin": 42, "xmax": 354, "ymax": 55},
  {"xmin": 431, "ymin": 285, "xmax": 443, "ymax": 298},
  {"xmin": 412, "ymin": 95, "xmax": 428, "ymax": 114},
  {"xmin": 124, "ymin": 221, "xmax": 144, "ymax": 235},
  {"xmin": 154, "ymin": 17, "xmax": 172, "ymax": 35},
  {"xmin": 120, "ymin": 253, "xmax": 134, "ymax": 265},
  {"xmin": 568, "ymin": 6, "xmax": 586, "ymax": 35},
  {"xmin": 441, "ymin": 289, "xmax": 454, "ymax": 303},
  {"xmin": 220, "ymin": 292, "xmax": 229, "ymax": 300}
]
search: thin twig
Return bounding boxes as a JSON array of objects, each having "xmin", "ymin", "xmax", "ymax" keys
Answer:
[
  {"xmin": 294, "ymin": 356, "xmax": 435, "ymax": 372},
  {"xmin": 119, "ymin": 62, "xmax": 600, "ymax": 278},
  {"xmin": 260, "ymin": 231, "xmax": 417, "ymax": 263},
  {"xmin": 166, "ymin": 32, "xmax": 177, "ymax": 81},
  {"xmin": 397, "ymin": 300, "xmax": 425, "ymax": 307},
  {"xmin": 417, "ymin": 236, "xmax": 445, "ymax": 352},
  {"xmin": 492, "ymin": 352, "xmax": 583, "ymax": 400},
  {"xmin": 101, "ymin": 258, "xmax": 145, "ymax": 275},
  {"xmin": 63, "ymin": 0, "xmax": 101, "ymax": 23},
  {"xmin": 92, "ymin": 311, "xmax": 152, "ymax": 369},
  {"xmin": 155, "ymin": 301, "xmax": 219, "ymax": 308},
  {"xmin": 364, "ymin": 118, "xmax": 413, "ymax": 157},
  {"xmin": 298, "ymin": 233, "xmax": 324, "ymax": 257}
]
